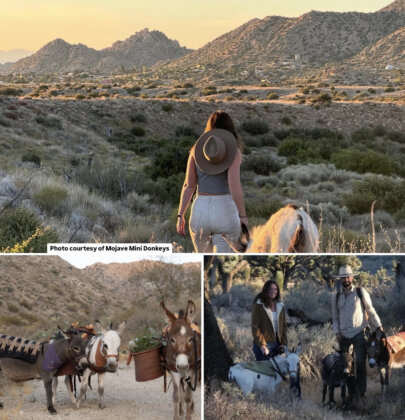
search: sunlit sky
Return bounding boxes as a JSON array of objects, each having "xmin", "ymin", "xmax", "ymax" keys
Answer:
[{"xmin": 0, "ymin": 0, "xmax": 391, "ymax": 52}]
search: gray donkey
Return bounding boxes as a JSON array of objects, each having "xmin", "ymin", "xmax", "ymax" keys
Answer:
[
  {"xmin": 321, "ymin": 344, "xmax": 354, "ymax": 408},
  {"xmin": 0, "ymin": 327, "xmax": 87, "ymax": 415}
]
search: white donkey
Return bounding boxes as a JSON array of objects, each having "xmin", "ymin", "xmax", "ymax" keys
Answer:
[
  {"xmin": 53, "ymin": 320, "xmax": 126, "ymax": 409},
  {"xmin": 224, "ymin": 204, "xmax": 319, "ymax": 253},
  {"xmin": 229, "ymin": 344, "xmax": 302, "ymax": 395}
]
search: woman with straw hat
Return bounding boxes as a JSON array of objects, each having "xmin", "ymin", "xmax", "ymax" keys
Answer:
[{"xmin": 176, "ymin": 110, "xmax": 248, "ymax": 252}]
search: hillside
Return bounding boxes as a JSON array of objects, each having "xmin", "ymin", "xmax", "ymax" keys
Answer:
[
  {"xmin": 166, "ymin": 5, "xmax": 405, "ymax": 72},
  {"xmin": 0, "ymin": 256, "xmax": 200, "ymax": 342},
  {"xmin": 6, "ymin": 29, "xmax": 191, "ymax": 75}
]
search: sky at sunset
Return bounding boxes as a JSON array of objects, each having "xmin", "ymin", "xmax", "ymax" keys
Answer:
[{"xmin": 0, "ymin": 0, "xmax": 392, "ymax": 52}]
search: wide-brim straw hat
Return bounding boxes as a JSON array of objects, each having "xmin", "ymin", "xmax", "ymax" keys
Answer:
[
  {"xmin": 194, "ymin": 129, "xmax": 237, "ymax": 175},
  {"xmin": 332, "ymin": 265, "xmax": 359, "ymax": 278}
]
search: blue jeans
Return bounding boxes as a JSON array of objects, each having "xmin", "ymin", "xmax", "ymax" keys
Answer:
[{"xmin": 252, "ymin": 341, "xmax": 279, "ymax": 361}]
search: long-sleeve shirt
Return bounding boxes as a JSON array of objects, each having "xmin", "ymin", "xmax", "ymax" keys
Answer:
[{"xmin": 332, "ymin": 285, "xmax": 382, "ymax": 338}]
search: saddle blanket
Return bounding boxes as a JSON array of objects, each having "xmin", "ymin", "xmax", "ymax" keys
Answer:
[
  {"xmin": 387, "ymin": 332, "xmax": 405, "ymax": 353},
  {"xmin": 42, "ymin": 343, "xmax": 64, "ymax": 372},
  {"xmin": 0, "ymin": 335, "xmax": 41, "ymax": 363},
  {"xmin": 239, "ymin": 361, "xmax": 276, "ymax": 377}
]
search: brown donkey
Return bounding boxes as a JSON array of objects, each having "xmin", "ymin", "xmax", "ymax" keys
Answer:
[
  {"xmin": 161, "ymin": 301, "xmax": 200, "ymax": 420},
  {"xmin": 367, "ymin": 329, "xmax": 405, "ymax": 393}
]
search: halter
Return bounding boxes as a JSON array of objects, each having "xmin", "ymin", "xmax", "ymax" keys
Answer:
[
  {"xmin": 269, "ymin": 355, "xmax": 288, "ymax": 382},
  {"xmin": 161, "ymin": 328, "xmax": 201, "ymax": 393},
  {"xmin": 86, "ymin": 336, "xmax": 119, "ymax": 373}
]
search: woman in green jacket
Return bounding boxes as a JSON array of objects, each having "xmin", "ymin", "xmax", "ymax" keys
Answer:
[{"xmin": 251, "ymin": 280, "xmax": 288, "ymax": 361}]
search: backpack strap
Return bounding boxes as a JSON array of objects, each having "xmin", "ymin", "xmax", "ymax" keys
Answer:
[
  {"xmin": 336, "ymin": 287, "xmax": 368, "ymax": 322},
  {"xmin": 356, "ymin": 287, "xmax": 369, "ymax": 323}
]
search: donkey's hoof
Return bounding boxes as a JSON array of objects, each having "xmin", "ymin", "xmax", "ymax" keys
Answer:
[
  {"xmin": 327, "ymin": 402, "xmax": 336, "ymax": 409},
  {"xmin": 48, "ymin": 407, "xmax": 57, "ymax": 415},
  {"xmin": 0, "ymin": 402, "xmax": 3, "ymax": 408},
  {"xmin": 99, "ymin": 403, "xmax": 106, "ymax": 409}
]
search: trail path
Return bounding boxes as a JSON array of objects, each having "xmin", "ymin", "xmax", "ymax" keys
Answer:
[{"xmin": 0, "ymin": 362, "xmax": 201, "ymax": 420}]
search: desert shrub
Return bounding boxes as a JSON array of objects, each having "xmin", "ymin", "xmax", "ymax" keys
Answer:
[
  {"xmin": 311, "ymin": 92, "xmax": 332, "ymax": 104},
  {"xmin": 33, "ymin": 185, "xmax": 68, "ymax": 215},
  {"xmin": 0, "ymin": 114, "xmax": 11, "ymax": 126},
  {"xmin": 331, "ymin": 149, "xmax": 398, "ymax": 176},
  {"xmin": 386, "ymin": 130, "xmax": 405, "ymax": 143},
  {"xmin": 0, "ymin": 208, "xmax": 59, "ymax": 252},
  {"xmin": 342, "ymin": 175, "xmax": 405, "ymax": 214},
  {"xmin": 21, "ymin": 151, "xmax": 41, "ymax": 166},
  {"xmin": 4, "ymin": 112, "xmax": 17, "ymax": 120},
  {"xmin": 384, "ymin": 86, "xmax": 395, "ymax": 92},
  {"xmin": 35, "ymin": 115, "xmax": 62, "ymax": 129},
  {"xmin": 278, "ymin": 135, "xmax": 340, "ymax": 164},
  {"xmin": 241, "ymin": 154, "xmax": 282, "ymax": 175},
  {"xmin": 259, "ymin": 134, "xmax": 279, "ymax": 147},
  {"xmin": 130, "ymin": 112, "xmax": 147, "ymax": 123},
  {"xmin": 373, "ymin": 125, "xmax": 386, "ymax": 137},
  {"xmin": 141, "ymin": 173, "xmax": 184, "ymax": 205},
  {"xmin": 75, "ymin": 94, "xmax": 85, "ymax": 100},
  {"xmin": 162, "ymin": 103, "xmax": 173, "ymax": 112},
  {"xmin": 241, "ymin": 120, "xmax": 269, "ymax": 135},
  {"xmin": 202, "ymin": 86, "xmax": 217, "ymax": 96},
  {"xmin": 175, "ymin": 125, "xmax": 198, "ymax": 138},
  {"xmin": 281, "ymin": 116, "xmax": 292, "ymax": 125},
  {"xmin": 7, "ymin": 303, "xmax": 19, "ymax": 313},
  {"xmin": 266, "ymin": 92, "xmax": 279, "ymax": 100},
  {"xmin": 246, "ymin": 199, "xmax": 283, "ymax": 219},
  {"xmin": 130, "ymin": 125, "xmax": 145, "ymax": 136},
  {"xmin": 74, "ymin": 162, "xmax": 137, "ymax": 200},
  {"xmin": 126, "ymin": 86, "xmax": 141, "ymax": 95},
  {"xmin": 145, "ymin": 143, "xmax": 189, "ymax": 180},
  {"xmin": 368, "ymin": 88, "xmax": 376, "ymax": 94},
  {"xmin": 49, "ymin": 90, "xmax": 59, "ymax": 96},
  {"xmin": 126, "ymin": 192, "xmax": 150, "ymax": 214},
  {"xmin": 351, "ymin": 127, "xmax": 375, "ymax": 143},
  {"xmin": 0, "ymin": 87, "xmax": 23, "ymax": 96}
]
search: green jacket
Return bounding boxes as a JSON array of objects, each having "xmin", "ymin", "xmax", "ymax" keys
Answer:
[{"xmin": 251, "ymin": 300, "xmax": 288, "ymax": 347}]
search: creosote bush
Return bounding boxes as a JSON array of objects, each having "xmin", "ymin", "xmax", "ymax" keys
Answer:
[
  {"xmin": 241, "ymin": 154, "xmax": 282, "ymax": 175},
  {"xmin": 241, "ymin": 120, "xmax": 269, "ymax": 135}
]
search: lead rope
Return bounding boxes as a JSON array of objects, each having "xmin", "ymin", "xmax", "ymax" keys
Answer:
[{"xmin": 269, "ymin": 355, "xmax": 288, "ymax": 382}]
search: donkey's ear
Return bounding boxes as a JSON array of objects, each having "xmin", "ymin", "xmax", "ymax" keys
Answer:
[
  {"xmin": 295, "ymin": 343, "xmax": 302, "ymax": 356},
  {"xmin": 116, "ymin": 321, "xmax": 126, "ymax": 336},
  {"xmin": 365, "ymin": 327, "xmax": 371, "ymax": 340},
  {"xmin": 160, "ymin": 302, "xmax": 177, "ymax": 323},
  {"xmin": 95, "ymin": 320, "xmax": 107, "ymax": 335},
  {"xmin": 348, "ymin": 344, "xmax": 354, "ymax": 355},
  {"xmin": 185, "ymin": 300, "xmax": 196, "ymax": 323}
]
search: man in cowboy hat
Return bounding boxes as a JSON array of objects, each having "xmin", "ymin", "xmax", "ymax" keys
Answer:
[{"xmin": 332, "ymin": 265, "xmax": 383, "ymax": 401}]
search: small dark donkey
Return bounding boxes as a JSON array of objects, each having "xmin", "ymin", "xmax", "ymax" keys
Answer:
[
  {"xmin": 321, "ymin": 344, "xmax": 354, "ymax": 408},
  {"xmin": 0, "ymin": 326, "xmax": 87, "ymax": 414}
]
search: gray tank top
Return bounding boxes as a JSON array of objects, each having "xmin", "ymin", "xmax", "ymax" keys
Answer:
[{"xmin": 196, "ymin": 166, "xmax": 230, "ymax": 194}]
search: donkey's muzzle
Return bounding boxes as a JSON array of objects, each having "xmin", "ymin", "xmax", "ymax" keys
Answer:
[
  {"xmin": 176, "ymin": 354, "xmax": 189, "ymax": 371},
  {"xmin": 368, "ymin": 358, "xmax": 376, "ymax": 368}
]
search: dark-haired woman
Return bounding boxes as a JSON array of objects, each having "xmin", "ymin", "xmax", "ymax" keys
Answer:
[
  {"xmin": 251, "ymin": 280, "xmax": 288, "ymax": 361},
  {"xmin": 176, "ymin": 110, "xmax": 248, "ymax": 253}
]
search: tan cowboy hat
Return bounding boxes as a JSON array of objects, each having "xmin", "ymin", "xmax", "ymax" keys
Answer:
[
  {"xmin": 333, "ymin": 265, "xmax": 359, "ymax": 278},
  {"xmin": 194, "ymin": 129, "xmax": 237, "ymax": 175}
]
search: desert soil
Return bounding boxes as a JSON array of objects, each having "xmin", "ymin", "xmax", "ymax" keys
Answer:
[{"xmin": 0, "ymin": 362, "xmax": 201, "ymax": 420}]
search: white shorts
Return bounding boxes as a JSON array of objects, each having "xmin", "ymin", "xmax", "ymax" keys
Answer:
[{"xmin": 189, "ymin": 194, "xmax": 241, "ymax": 253}]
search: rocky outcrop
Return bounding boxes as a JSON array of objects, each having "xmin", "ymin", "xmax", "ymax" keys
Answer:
[{"xmin": 5, "ymin": 29, "xmax": 191, "ymax": 74}]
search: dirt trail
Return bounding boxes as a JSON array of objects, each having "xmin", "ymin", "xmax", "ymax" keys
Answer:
[{"xmin": 0, "ymin": 362, "xmax": 201, "ymax": 420}]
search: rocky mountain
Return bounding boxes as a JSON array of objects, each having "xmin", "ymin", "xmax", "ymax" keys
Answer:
[
  {"xmin": 0, "ymin": 256, "xmax": 200, "ymax": 341},
  {"xmin": 5, "ymin": 29, "xmax": 191, "ymax": 74},
  {"xmin": 166, "ymin": 1, "xmax": 405, "ymax": 72}
]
